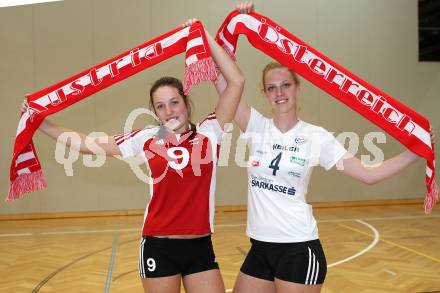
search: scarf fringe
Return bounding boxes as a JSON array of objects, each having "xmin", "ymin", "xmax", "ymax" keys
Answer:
[
  {"xmin": 183, "ymin": 57, "xmax": 218, "ymax": 95},
  {"xmin": 7, "ymin": 170, "xmax": 47, "ymax": 201},
  {"xmin": 424, "ymin": 178, "xmax": 439, "ymax": 214}
]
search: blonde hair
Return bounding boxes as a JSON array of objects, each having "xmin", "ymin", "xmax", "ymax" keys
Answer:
[{"xmin": 261, "ymin": 62, "xmax": 300, "ymax": 93}]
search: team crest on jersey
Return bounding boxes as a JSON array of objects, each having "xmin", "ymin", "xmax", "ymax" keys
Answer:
[
  {"xmin": 290, "ymin": 156, "xmax": 306, "ymax": 166},
  {"xmin": 294, "ymin": 135, "xmax": 307, "ymax": 145}
]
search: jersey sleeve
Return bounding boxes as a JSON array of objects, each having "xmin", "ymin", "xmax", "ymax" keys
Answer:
[
  {"xmin": 113, "ymin": 128, "xmax": 156, "ymax": 158},
  {"xmin": 197, "ymin": 112, "xmax": 223, "ymax": 145},
  {"xmin": 244, "ymin": 108, "xmax": 267, "ymax": 135},
  {"xmin": 317, "ymin": 128, "xmax": 347, "ymax": 171}
]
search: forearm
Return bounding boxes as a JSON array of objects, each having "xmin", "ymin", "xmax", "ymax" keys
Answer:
[
  {"xmin": 205, "ymin": 31, "xmax": 244, "ymax": 87},
  {"xmin": 205, "ymin": 30, "xmax": 244, "ymax": 127},
  {"xmin": 341, "ymin": 150, "xmax": 420, "ymax": 185},
  {"xmin": 39, "ymin": 120, "xmax": 93, "ymax": 154},
  {"xmin": 366, "ymin": 150, "xmax": 419, "ymax": 184}
]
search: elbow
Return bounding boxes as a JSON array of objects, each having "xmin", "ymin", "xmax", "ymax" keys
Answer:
[
  {"xmin": 238, "ymin": 73, "xmax": 245, "ymax": 86},
  {"xmin": 229, "ymin": 69, "xmax": 245, "ymax": 87},
  {"xmin": 233, "ymin": 74, "xmax": 245, "ymax": 89},
  {"xmin": 357, "ymin": 167, "xmax": 380, "ymax": 185},
  {"xmin": 362, "ymin": 178, "xmax": 375, "ymax": 185},
  {"xmin": 361, "ymin": 176, "xmax": 379, "ymax": 185}
]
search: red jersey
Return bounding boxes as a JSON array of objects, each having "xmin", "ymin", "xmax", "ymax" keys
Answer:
[{"xmin": 114, "ymin": 113, "xmax": 222, "ymax": 236}]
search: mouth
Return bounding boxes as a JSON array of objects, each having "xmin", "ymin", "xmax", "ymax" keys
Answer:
[
  {"xmin": 165, "ymin": 117, "xmax": 178, "ymax": 122},
  {"xmin": 274, "ymin": 98, "xmax": 288, "ymax": 104},
  {"xmin": 164, "ymin": 117, "xmax": 180, "ymax": 129}
]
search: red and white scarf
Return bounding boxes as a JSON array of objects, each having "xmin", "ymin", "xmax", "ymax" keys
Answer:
[
  {"xmin": 216, "ymin": 11, "xmax": 438, "ymax": 213},
  {"xmin": 7, "ymin": 21, "xmax": 217, "ymax": 201}
]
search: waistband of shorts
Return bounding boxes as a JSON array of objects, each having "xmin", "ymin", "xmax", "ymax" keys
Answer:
[
  {"xmin": 250, "ymin": 237, "xmax": 321, "ymax": 247},
  {"xmin": 142, "ymin": 235, "xmax": 212, "ymax": 244}
]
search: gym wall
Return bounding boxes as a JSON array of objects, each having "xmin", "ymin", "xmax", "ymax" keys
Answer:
[{"xmin": 0, "ymin": 0, "xmax": 438, "ymax": 215}]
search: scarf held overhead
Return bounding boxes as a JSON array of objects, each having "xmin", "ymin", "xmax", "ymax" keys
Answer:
[
  {"xmin": 8, "ymin": 21, "xmax": 217, "ymax": 201},
  {"xmin": 216, "ymin": 11, "xmax": 438, "ymax": 213}
]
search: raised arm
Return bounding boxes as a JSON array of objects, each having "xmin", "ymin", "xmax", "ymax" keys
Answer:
[
  {"xmin": 205, "ymin": 29, "xmax": 245, "ymax": 129},
  {"xmin": 20, "ymin": 100, "xmax": 121, "ymax": 156},
  {"xmin": 215, "ymin": 71, "xmax": 250, "ymax": 132},
  {"xmin": 336, "ymin": 129, "xmax": 435, "ymax": 185},
  {"xmin": 213, "ymin": 2, "xmax": 255, "ymax": 132},
  {"xmin": 184, "ymin": 19, "xmax": 245, "ymax": 130}
]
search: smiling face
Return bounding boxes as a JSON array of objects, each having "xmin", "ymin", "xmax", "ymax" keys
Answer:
[
  {"xmin": 263, "ymin": 65, "xmax": 300, "ymax": 115},
  {"xmin": 152, "ymin": 85, "xmax": 189, "ymax": 134}
]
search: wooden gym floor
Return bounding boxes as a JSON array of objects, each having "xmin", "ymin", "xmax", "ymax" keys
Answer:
[{"xmin": 0, "ymin": 204, "xmax": 439, "ymax": 293}]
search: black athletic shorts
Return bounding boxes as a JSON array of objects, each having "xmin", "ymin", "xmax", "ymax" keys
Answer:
[
  {"xmin": 139, "ymin": 235, "xmax": 219, "ymax": 278},
  {"xmin": 240, "ymin": 238, "xmax": 327, "ymax": 285}
]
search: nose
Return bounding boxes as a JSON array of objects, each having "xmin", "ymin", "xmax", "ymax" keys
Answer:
[
  {"xmin": 164, "ymin": 104, "xmax": 173, "ymax": 116},
  {"xmin": 275, "ymin": 85, "xmax": 283, "ymax": 97}
]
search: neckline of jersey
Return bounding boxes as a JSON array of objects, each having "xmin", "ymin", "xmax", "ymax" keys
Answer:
[{"xmin": 270, "ymin": 119, "xmax": 302, "ymax": 136}]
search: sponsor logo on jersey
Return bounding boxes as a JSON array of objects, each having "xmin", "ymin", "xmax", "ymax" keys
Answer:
[
  {"xmin": 294, "ymin": 135, "xmax": 307, "ymax": 145},
  {"xmin": 251, "ymin": 175, "xmax": 296, "ymax": 196},
  {"xmin": 290, "ymin": 156, "xmax": 306, "ymax": 166},
  {"xmin": 272, "ymin": 144, "xmax": 300, "ymax": 152},
  {"xmin": 251, "ymin": 161, "xmax": 260, "ymax": 167},
  {"xmin": 288, "ymin": 171, "xmax": 302, "ymax": 178}
]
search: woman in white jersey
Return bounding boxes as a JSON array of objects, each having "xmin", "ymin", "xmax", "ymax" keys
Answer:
[
  {"xmin": 21, "ymin": 20, "xmax": 244, "ymax": 293},
  {"xmin": 216, "ymin": 3, "xmax": 435, "ymax": 293}
]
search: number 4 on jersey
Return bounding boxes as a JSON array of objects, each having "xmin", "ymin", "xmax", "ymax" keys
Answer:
[{"xmin": 269, "ymin": 152, "xmax": 282, "ymax": 176}]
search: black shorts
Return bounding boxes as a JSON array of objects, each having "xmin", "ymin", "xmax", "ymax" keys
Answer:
[
  {"xmin": 240, "ymin": 238, "xmax": 327, "ymax": 285},
  {"xmin": 139, "ymin": 235, "xmax": 219, "ymax": 278}
]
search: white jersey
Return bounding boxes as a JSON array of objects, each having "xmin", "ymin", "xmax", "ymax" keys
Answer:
[{"xmin": 243, "ymin": 108, "xmax": 347, "ymax": 243}]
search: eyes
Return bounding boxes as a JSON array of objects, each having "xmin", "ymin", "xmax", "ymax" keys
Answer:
[
  {"xmin": 266, "ymin": 82, "xmax": 292, "ymax": 93},
  {"xmin": 155, "ymin": 99, "xmax": 181, "ymax": 110}
]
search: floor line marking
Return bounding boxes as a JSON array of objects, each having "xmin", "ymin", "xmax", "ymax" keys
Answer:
[
  {"xmin": 383, "ymin": 269, "xmax": 397, "ymax": 276},
  {"xmin": 40, "ymin": 228, "xmax": 139, "ymax": 235},
  {"xmin": 104, "ymin": 232, "xmax": 119, "ymax": 293},
  {"xmin": 328, "ymin": 219, "xmax": 379, "ymax": 268},
  {"xmin": 0, "ymin": 233, "xmax": 32, "ymax": 237},
  {"xmin": 339, "ymin": 220, "xmax": 440, "ymax": 263}
]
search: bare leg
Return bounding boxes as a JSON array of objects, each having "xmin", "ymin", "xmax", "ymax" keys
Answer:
[
  {"xmin": 182, "ymin": 269, "xmax": 225, "ymax": 293},
  {"xmin": 141, "ymin": 274, "xmax": 181, "ymax": 293},
  {"xmin": 233, "ymin": 272, "xmax": 276, "ymax": 293},
  {"xmin": 274, "ymin": 278, "xmax": 322, "ymax": 293}
]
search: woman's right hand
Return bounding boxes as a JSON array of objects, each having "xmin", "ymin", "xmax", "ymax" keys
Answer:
[{"xmin": 236, "ymin": 1, "xmax": 255, "ymax": 13}]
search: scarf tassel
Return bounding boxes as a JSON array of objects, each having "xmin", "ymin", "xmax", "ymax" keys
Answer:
[
  {"xmin": 7, "ymin": 170, "xmax": 47, "ymax": 201},
  {"xmin": 183, "ymin": 57, "xmax": 218, "ymax": 95},
  {"xmin": 424, "ymin": 178, "xmax": 439, "ymax": 214}
]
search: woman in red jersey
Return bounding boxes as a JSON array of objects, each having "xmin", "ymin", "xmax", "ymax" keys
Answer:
[{"xmin": 21, "ymin": 20, "xmax": 244, "ymax": 293}]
